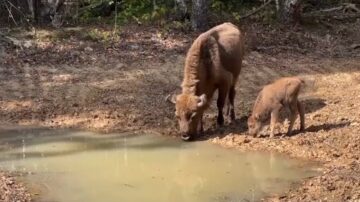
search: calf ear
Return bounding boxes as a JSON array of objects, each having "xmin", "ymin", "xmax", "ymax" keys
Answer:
[
  {"xmin": 165, "ymin": 94, "xmax": 177, "ymax": 104},
  {"xmin": 197, "ymin": 94, "xmax": 207, "ymax": 108}
]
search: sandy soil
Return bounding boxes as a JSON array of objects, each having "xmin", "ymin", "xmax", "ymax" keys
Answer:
[{"xmin": 0, "ymin": 21, "xmax": 360, "ymax": 201}]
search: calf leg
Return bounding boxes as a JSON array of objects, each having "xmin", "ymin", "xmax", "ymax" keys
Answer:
[
  {"xmin": 286, "ymin": 101, "xmax": 298, "ymax": 136},
  {"xmin": 297, "ymin": 100, "xmax": 305, "ymax": 132},
  {"xmin": 270, "ymin": 105, "xmax": 281, "ymax": 138}
]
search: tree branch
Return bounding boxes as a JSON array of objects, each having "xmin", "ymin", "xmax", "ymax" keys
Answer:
[
  {"xmin": 303, "ymin": 12, "xmax": 360, "ymax": 21},
  {"xmin": 3, "ymin": 0, "xmax": 34, "ymax": 27},
  {"xmin": 342, "ymin": 3, "xmax": 360, "ymax": 13},
  {"xmin": 4, "ymin": 1, "xmax": 18, "ymax": 26}
]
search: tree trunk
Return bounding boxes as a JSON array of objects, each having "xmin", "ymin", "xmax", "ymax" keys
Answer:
[
  {"xmin": 47, "ymin": 0, "xmax": 65, "ymax": 14},
  {"xmin": 33, "ymin": 0, "xmax": 41, "ymax": 23},
  {"xmin": 33, "ymin": 0, "xmax": 65, "ymax": 25},
  {"xmin": 278, "ymin": 0, "xmax": 302, "ymax": 24},
  {"xmin": 191, "ymin": 0, "xmax": 210, "ymax": 32},
  {"xmin": 27, "ymin": 0, "xmax": 35, "ymax": 20},
  {"xmin": 175, "ymin": 0, "xmax": 188, "ymax": 19}
]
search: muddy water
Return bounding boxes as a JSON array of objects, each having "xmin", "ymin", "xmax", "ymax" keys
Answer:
[{"xmin": 0, "ymin": 128, "xmax": 317, "ymax": 202}]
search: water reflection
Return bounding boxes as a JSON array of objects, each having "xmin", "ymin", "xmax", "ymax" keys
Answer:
[
  {"xmin": 0, "ymin": 128, "xmax": 184, "ymax": 162},
  {"xmin": 0, "ymin": 127, "xmax": 317, "ymax": 202}
]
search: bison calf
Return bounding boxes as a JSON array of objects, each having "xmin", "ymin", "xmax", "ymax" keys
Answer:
[
  {"xmin": 247, "ymin": 77, "xmax": 305, "ymax": 138},
  {"xmin": 168, "ymin": 22, "xmax": 244, "ymax": 141}
]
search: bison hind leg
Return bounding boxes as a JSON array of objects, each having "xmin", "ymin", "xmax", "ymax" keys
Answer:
[
  {"xmin": 217, "ymin": 88, "xmax": 229, "ymax": 126},
  {"xmin": 227, "ymin": 85, "xmax": 236, "ymax": 122}
]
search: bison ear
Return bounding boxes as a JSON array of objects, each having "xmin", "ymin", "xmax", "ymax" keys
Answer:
[
  {"xmin": 197, "ymin": 94, "xmax": 207, "ymax": 108},
  {"xmin": 165, "ymin": 94, "xmax": 177, "ymax": 104},
  {"xmin": 254, "ymin": 113, "xmax": 260, "ymax": 120}
]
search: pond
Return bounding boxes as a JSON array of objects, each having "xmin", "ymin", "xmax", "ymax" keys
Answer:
[{"xmin": 0, "ymin": 127, "xmax": 317, "ymax": 202}]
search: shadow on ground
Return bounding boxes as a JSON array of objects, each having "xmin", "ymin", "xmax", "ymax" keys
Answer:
[
  {"xmin": 305, "ymin": 122, "xmax": 351, "ymax": 133},
  {"xmin": 303, "ymin": 98, "xmax": 327, "ymax": 114}
]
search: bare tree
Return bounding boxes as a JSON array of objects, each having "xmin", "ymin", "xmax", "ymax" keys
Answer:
[{"xmin": 191, "ymin": 0, "xmax": 210, "ymax": 31}]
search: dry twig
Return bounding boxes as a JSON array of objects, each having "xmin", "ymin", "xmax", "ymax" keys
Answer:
[
  {"xmin": 305, "ymin": 3, "xmax": 360, "ymax": 15},
  {"xmin": 240, "ymin": 0, "xmax": 273, "ymax": 20}
]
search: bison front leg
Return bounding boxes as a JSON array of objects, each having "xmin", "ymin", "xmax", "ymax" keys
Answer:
[
  {"xmin": 197, "ymin": 114, "xmax": 204, "ymax": 134},
  {"xmin": 216, "ymin": 98, "xmax": 225, "ymax": 126},
  {"xmin": 270, "ymin": 109, "xmax": 279, "ymax": 138}
]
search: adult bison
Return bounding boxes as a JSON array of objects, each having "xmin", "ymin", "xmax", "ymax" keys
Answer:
[{"xmin": 168, "ymin": 22, "xmax": 245, "ymax": 141}]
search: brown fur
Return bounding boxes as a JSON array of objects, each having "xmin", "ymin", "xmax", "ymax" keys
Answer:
[
  {"xmin": 172, "ymin": 22, "xmax": 245, "ymax": 140},
  {"xmin": 248, "ymin": 77, "xmax": 305, "ymax": 138}
]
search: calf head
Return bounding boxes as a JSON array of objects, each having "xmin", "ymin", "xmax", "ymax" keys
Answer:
[
  {"xmin": 247, "ymin": 114, "xmax": 263, "ymax": 137},
  {"xmin": 167, "ymin": 94, "xmax": 207, "ymax": 141}
]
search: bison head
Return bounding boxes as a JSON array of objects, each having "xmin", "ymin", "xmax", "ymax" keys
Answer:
[
  {"xmin": 247, "ymin": 114, "xmax": 262, "ymax": 137},
  {"xmin": 167, "ymin": 93, "xmax": 207, "ymax": 141}
]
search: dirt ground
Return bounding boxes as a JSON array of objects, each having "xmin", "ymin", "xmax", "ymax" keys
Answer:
[
  {"xmin": 0, "ymin": 20, "xmax": 360, "ymax": 201},
  {"xmin": 0, "ymin": 172, "xmax": 31, "ymax": 202}
]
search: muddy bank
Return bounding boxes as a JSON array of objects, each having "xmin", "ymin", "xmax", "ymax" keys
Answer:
[
  {"xmin": 0, "ymin": 172, "xmax": 31, "ymax": 202},
  {"xmin": 0, "ymin": 21, "xmax": 359, "ymax": 201},
  {"xmin": 209, "ymin": 65, "xmax": 360, "ymax": 201}
]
